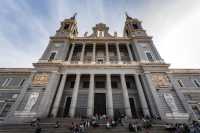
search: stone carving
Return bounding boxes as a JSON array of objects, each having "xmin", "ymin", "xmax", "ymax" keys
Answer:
[
  {"xmin": 152, "ymin": 73, "xmax": 169, "ymax": 88},
  {"xmin": 164, "ymin": 93, "xmax": 178, "ymax": 113},
  {"xmin": 24, "ymin": 92, "xmax": 39, "ymax": 112},
  {"xmin": 32, "ymin": 73, "xmax": 48, "ymax": 86}
]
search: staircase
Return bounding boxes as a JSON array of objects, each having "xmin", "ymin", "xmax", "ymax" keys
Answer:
[{"xmin": 0, "ymin": 118, "xmax": 170, "ymax": 133}]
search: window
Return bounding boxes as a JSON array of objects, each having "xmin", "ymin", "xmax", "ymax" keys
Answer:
[
  {"xmin": 64, "ymin": 24, "xmax": 70, "ymax": 30},
  {"xmin": 95, "ymin": 81, "xmax": 105, "ymax": 88},
  {"xmin": 111, "ymin": 81, "xmax": 118, "ymax": 88},
  {"xmin": 18, "ymin": 79, "xmax": 25, "ymax": 87},
  {"xmin": 177, "ymin": 80, "xmax": 184, "ymax": 87},
  {"xmin": 83, "ymin": 81, "xmax": 89, "ymax": 88},
  {"xmin": 70, "ymin": 81, "xmax": 75, "ymax": 88},
  {"xmin": 0, "ymin": 103, "xmax": 11, "ymax": 117},
  {"xmin": 49, "ymin": 52, "xmax": 56, "ymax": 61},
  {"xmin": 132, "ymin": 24, "xmax": 139, "ymax": 29},
  {"xmin": 146, "ymin": 52, "xmax": 154, "ymax": 61},
  {"xmin": 97, "ymin": 31, "xmax": 105, "ymax": 37},
  {"xmin": 2, "ymin": 78, "xmax": 12, "ymax": 87},
  {"xmin": 97, "ymin": 59, "xmax": 104, "ymax": 64},
  {"xmin": 126, "ymin": 81, "xmax": 131, "ymax": 88},
  {"xmin": 193, "ymin": 79, "xmax": 200, "ymax": 88}
]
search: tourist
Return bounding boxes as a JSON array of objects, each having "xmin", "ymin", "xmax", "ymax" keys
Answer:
[
  {"xmin": 106, "ymin": 120, "xmax": 111, "ymax": 129},
  {"xmin": 35, "ymin": 123, "xmax": 41, "ymax": 133},
  {"xmin": 74, "ymin": 124, "xmax": 79, "ymax": 133},
  {"xmin": 79, "ymin": 123, "xmax": 84, "ymax": 132},
  {"xmin": 54, "ymin": 120, "xmax": 60, "ymax": 128},
  {"xmin": 70, "ymin": 122, "xmax": 75, "ymax": 132}
]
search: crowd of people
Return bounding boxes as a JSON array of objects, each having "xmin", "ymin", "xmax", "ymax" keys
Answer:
[
  {"xmin": 29, "ymin": 116, "xmax": 200, "ymax": 133},
  {"xmin": 165, "ymin": 121, "xmax": 200, "ymax": 133},
  {"xmin": 69, "ymin": 120, "xmax": 90, "ymax": 133},
  {"xmin": 128, "ymin": 117, "xmax": 152, "ymax": 132}
]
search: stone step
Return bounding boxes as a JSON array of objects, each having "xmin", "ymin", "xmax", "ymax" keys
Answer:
[{"xmin": 0, "ymin": 125, "xmax": 170, "ymax": 133}]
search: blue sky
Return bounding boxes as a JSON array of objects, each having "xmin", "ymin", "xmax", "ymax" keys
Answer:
[{"xmin": 0, "ymin": 0, "xmax": 200, "ymax": 68}]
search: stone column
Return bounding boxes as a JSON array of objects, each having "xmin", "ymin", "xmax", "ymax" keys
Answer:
[
  {"xmin": 116, "ymin": 43, "xmax": 122, "ymax": 63},
  {"xmin": 87, "ymin": 74, "xmax": 94, "ymax": 117},
  {"xmin": 51, "ymin": 74, "xmax": 67, "ymax": 117},
  {"xmin": 67, "ymin": 43, "xmax": 75, "ymax": 62},
  {"xmin": 69, "ymin": 74, "xmax": 81, "ymax": 117},
  {"xmin": 105, "ymin": 43, "xmax": 110, "ymax": 63},
  {"xmin": 144, "ymin": 73, "xmax": 162, "ymax": 118},
  {"xmin": 120, "ymin": 74, "xmax": 132, "ymax": 118},
  {"xmin": 134, "ymin": 74, "xmax": 150, "ymax": 117},
  {"xmin": 106, "ymin": 74, "xmax": 114, "ymax": 117},
  {"xmin": 92, "ymin": 43, "xmax": 96, "ymax": 64},
  {"xmin": 80, "ymin": 43, "xmax": 86, "ymax": 63},
  {"xmin": 126, "ymin": 43, "xmax": 133, "ymax": 61}
]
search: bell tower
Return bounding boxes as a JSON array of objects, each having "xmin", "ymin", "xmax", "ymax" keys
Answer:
[
  {"xmin": 123, "ymin": 13, "xmax": 147, "ymax": 37},
  {"xmin": 55, "ymin": 13, "xmax": 78, "ymax": 38}
]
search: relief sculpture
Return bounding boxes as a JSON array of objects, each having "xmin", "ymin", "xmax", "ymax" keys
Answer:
[
  {"xmin": 152, "ymin": 73, "xmax": 169, "ymax": 88},
  {"xmin": 32, "ymin": 73, "xmax": 48, "ymax": 86}
]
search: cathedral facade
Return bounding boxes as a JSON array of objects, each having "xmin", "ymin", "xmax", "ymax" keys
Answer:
[{"xmin": 1, "ymin": 14, "xmax": 200, "ymax": 124}]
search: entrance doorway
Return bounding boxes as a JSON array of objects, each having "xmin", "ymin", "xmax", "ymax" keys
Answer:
[
  {"xmin": 63, "ymin": 97, "xmax": 72, "ymax": 117},
  {"xmin": 129, "ymin": 98, "xmax": 138, "ymax": 118},
  {"xmin": 94, "ymin": 93, "xmax": 106, "ymax": 115}
]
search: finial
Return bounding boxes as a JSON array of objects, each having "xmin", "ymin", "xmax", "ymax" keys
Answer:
[
  {"xmin": 125, "ymin": 12, "xmax": 133, "ymax": 20},
  {"xmin": 71, "ymin": 13, "xmax": 77, "ymax": 20}
]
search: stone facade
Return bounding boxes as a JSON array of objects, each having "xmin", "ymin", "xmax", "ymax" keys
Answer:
[{"xmin": 1, "ymin": 14, "xmax": 200, "ymax": 124}]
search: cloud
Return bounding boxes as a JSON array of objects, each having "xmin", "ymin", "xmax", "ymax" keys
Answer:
[{"xmin": 0, "ymin": 0, "xmax": 199, "ymax": 68}]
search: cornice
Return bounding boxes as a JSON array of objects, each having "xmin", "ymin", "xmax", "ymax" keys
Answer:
[
  {"xmin": 0, "ymin": 68, "xmax": 33, "ymax": 75},
  {"xmin": 169, "ymin": 69, "xmax": 200, "ymax": 75}
]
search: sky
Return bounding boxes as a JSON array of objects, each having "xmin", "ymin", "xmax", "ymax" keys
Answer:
[{"xmin": 0, "ymin": 0, "xmax": 200, "ymax": 68}]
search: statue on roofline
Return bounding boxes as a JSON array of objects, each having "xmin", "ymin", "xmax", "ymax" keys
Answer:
[{"xmin": 70, "ymin": 13, "xmax": 77, "ymax": 20}]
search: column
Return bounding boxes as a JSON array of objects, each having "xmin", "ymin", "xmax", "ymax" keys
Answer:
[
  {"xmin": 126, "ymin": 43, "xmax": 133, "ymax": 61},
  {"xmin": 87, "ymin": 74, "xmax": 94, "ymax": 117},
  {"xmin": 105, "ymin": 43, "xmax": 110, "ymax": 63},
  {"xmin": 120, "ymin": 74, "xmax": 132, "ymax": 117},
  {"xmin": 67, "ymin": 43, "xmax": 75, "ymax": 62},
  {"xmin": 116, "ymin": 43, "xmax": 122, "ymax": 63},
  {"xmin": 51, "ymin": 74, "xmax": 67, "ymax": 117},
  {"xmin": 92, "ymin": 43, "xmax": 96, "ymax": 64},
  {"xmin": 80, "ymin": 43, "xmax": 86, "ymax": 63},
  {"xmin": 106, "ymin": 74, "xmax": 114, "ymax": 117},
  {"xmin": 144, "ymin": 73, "xmax": 162, "ymax": 118},
  {"xmin": 134, "ymin": 74, "xmax": 150, "ymax": 117},
  {"xmin": 69, "ymin": 74, "xmax": 81, "ymax": 117}
]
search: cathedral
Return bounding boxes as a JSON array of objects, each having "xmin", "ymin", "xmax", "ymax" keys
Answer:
[{"xmin": 1, "ymin": 14, "xmax": 200, "ymax": 124}]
